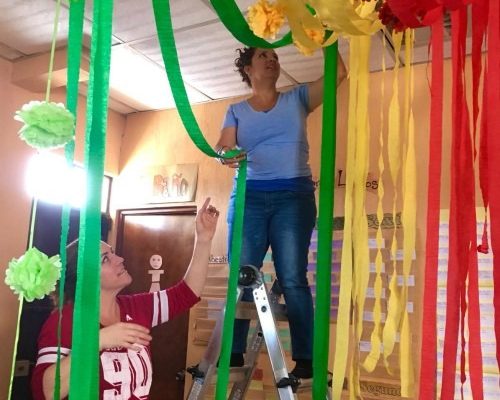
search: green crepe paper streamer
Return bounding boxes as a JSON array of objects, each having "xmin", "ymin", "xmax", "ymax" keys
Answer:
[
  {"xmin": 209, "ymin": 0, "xmax": 292, "ymax": 48},
  {"xmin": 216, "ymin": 164, "xmax": 247, "ymax": 399},
  {"xmin": 68, "ymin": 0, "xmax": 113, "ymax": 397},
  {"xmin": 54, "ymin": 0, "xmax": 85, "ymax": 398},
  {"xmin": 7, "ymin": 1, "xmax": 79, "ymax": 396},
  {"xmin": 152, "ymin": 0, "xmax": 218, "ymax": 158},
  {"xmin": 14, "ymin": 101, "xmax": 75, "ymax": 149},
  {"xmin": 151, "ymin": 1, "xmax": 247, "ymax": 397},
  {"xmin": 313, "ymin": 43, "xmax": 338, "ymax": 399},
  {"xmin": 152, "ymin": 0, "xmax": 260, "ymax": 160},
  {"xmin": 4, "ymin": 248, "xmax": 62, "ymax": 302}
]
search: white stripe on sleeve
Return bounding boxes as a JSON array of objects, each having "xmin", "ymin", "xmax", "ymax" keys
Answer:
[
  {"xmin": 38, "ymin": 347, "xmax": 70, "ymax": 356},
  {"xmin": 152, "ymin": 292, "xmax": 159, "ymax": 327},
  {"xmin": 160, "ymin": 290, "xmax": 169, "ymax": 323},
  {"xmin": 36, "ymin": 353, "xmax": 69, "ymax": 366}
]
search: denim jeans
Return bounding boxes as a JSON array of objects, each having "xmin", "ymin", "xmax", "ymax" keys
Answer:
[{"xmin": 227, "ymin": 189, "xmax": 317, "ymax": 360}]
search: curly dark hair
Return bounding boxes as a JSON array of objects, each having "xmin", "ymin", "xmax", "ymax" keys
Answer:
[{"xmin": 234, "ymin": 47, "xmax": 256, "ymax": 87}]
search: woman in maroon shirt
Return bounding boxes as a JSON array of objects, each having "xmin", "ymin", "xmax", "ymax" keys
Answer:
[{"xmin": 32, "ymin": 198, "xmax": 219, "ymax": 399}]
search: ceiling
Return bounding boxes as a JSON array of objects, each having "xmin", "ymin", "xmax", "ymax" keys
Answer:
[{"xmin": 0, "ymin": 0, "xmax": 466, "ymax": 114}]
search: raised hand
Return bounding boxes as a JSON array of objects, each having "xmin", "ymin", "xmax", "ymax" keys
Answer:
[{"xmin": 195, "ymin": 197, "xmax": 220, "ymax": 243}]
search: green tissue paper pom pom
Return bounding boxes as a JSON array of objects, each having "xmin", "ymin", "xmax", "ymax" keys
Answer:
[
  {"xmin": 14, "ymin": 101, "xmax": 75, "ymax": 149},
  {"xmin": 5, "ymin": 247, "xmax": 61, "ymax": 302}
]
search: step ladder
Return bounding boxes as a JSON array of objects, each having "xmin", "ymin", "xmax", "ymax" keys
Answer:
[{"xmin": 186, "ymin": 265, "xmax": 301, "ymax": 399}]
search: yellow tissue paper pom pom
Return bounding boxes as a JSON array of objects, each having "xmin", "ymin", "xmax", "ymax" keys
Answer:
[
  {"xmin": 294, "ymin": 28, "xmax": 325, "ymax": 56},
  {"xmin": 248, "ymin": 0, "xmax": 286, "ymax": 39}
]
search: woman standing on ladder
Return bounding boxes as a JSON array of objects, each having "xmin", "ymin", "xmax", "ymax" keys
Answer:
[{"xmin": 216, "ymin": 47, "xmax": 346, "ymax": 379}]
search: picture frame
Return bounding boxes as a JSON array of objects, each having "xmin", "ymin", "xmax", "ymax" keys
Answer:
[{"xmin": 148, "ymin": 163, "xmax": 198, "ymax": 203}]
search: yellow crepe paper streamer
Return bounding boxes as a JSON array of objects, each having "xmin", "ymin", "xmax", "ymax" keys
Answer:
[
  {"xmin": 350, "ymin": 34, "xmax": 372, "ymax": 400},
  {"xmin": 247, "ymin": 0, "xmax": 382, "ymax": 54},
  {"xmin": 380, "ymin": 30, "xmax": 416, "ymax": 397},
  {"xmin": 246, "ymin": 0, "xmax": 338, "ymax": 55},
  {"xmin": 382, "ymin": 31, "xmax": 404, "ymax": 373},
  {"xmin": 400, "ymin": 29, "xmax": 416, "ymax": 397},
  {"xmin": 309, "ymin": 0, "xmax": 382, "ymax": 37},
  {"xmin": 362, "ymin": 33, "xmax": 387, "ymax": 374},
  {"xmin": 246, "ymin": 0, "xmax": 384, "ymax": 55},
  {"xmin": 293, "ymin": 28, "xmax": 327, "ymax": 56},
  {"xmin": 331, "ymin": 35, "xmax": 359, "ymax": 400},
  {"xmin": 282, "ymin": 0, "xmax": 338, "ymax": 54},
  {"xmin": 331, "ymin": 34, "xmax": 372, "ymax": 400}
]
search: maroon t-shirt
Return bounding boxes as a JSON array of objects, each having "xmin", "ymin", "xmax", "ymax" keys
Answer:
[{"xmin": 32, "ymin": 280, "xmax": 199, "ymax": 399}]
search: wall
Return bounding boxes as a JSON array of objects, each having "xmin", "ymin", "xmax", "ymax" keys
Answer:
[
  {"xmin": 0, "ymin": 57, "xmax": 125, "ymax": 399},
  {"xmin": 113, "ymin": 97, "xmax": 238, "ymax": 255}
]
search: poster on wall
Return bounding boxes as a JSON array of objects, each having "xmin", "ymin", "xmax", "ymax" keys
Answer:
[{"xmin": 148, "ymin": 163, "xmax": 198, "ymax": 203}]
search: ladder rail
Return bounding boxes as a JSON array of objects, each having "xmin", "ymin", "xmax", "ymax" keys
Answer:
[
  {"xmin": 187, "ymin": 288, "xmax": 243, "ymax": 400},
  {"xmin": 228, "ymin": 283, "xmax": 296, "ymax": 400},
  {"xmin": 227, "ymin": 319, "xmax": 265, "ymax": 400},
  {"xmin": 187, "ymin": 266, "xmax": 328, "ymax": 399}
]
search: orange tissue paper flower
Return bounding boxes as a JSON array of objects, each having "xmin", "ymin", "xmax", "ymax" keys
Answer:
[{"xmin": 248, "ymin": 0, "xmax": 286, "ymax": 39}]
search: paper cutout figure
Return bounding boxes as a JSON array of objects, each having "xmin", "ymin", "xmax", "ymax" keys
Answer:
[{"xmin": 148, "ymin": 254, "xmax": 164, "ymax": 293}]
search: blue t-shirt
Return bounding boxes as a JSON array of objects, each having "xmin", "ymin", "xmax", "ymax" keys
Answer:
[{"xmin": 222, "ymin": 85, "xmax": 313, "ymax": 187}]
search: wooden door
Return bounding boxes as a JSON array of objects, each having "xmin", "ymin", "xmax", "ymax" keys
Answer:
[{"xmin": 116, "ymin": 206, "xmax": 197, "ymax": 400}]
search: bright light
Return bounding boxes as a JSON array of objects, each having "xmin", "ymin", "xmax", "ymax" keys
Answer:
[
  {"xmin": 109, "ymin": 45, "xmax": 208, "ymax": 110},
  {"xmin": 25, "ymin": 153, "xmax": 109, "ymax": 211}
]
